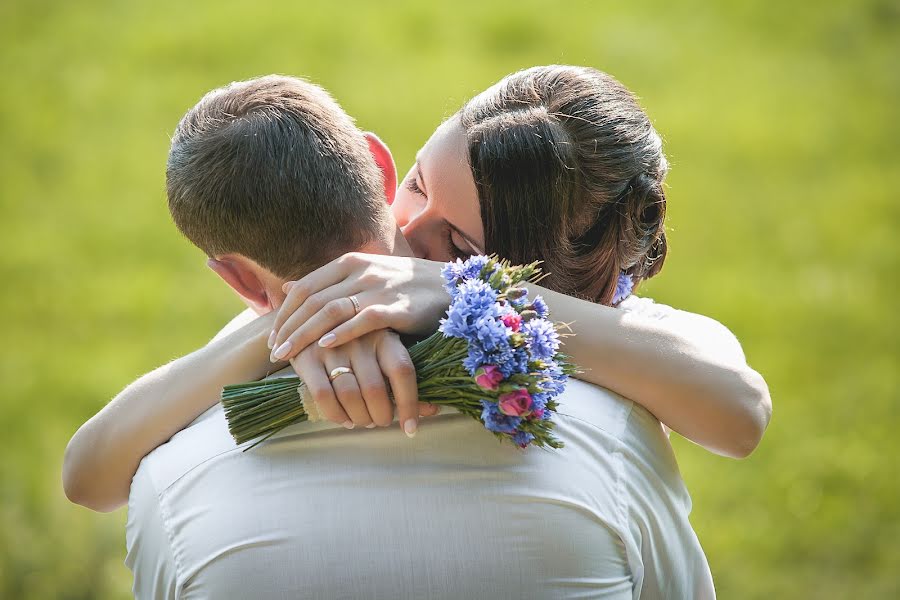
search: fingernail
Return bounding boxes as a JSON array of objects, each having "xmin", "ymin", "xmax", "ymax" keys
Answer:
[
  {"xmin": 342, "ymin": 420, "xmax": 355, "ymax": 429},
  {"xmin": 318, "ymin": 333, "xmax": 336, "ymax": 347},
  {"xmin": 366, "ymin": 423, "xmax": 376, "ymax": 428},
  {"xmin": 404, "ymin": 419, "xmax": 417, "ymax": 438},
  {"xmin": 271, "ymin": 341, "xmax": 292, "ymax": 361},
  {"xmin": 267, "ymin": 330, "xmax": 276, "ymax": 349}
]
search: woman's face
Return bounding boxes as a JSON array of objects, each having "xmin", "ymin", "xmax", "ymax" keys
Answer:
[{"xmin": 391, "ymin": 117, "xmax": 485, "ymax": 262}]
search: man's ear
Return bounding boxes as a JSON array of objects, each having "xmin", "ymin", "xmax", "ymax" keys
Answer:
[
  {"xmin": 206, "ymin": 256, "xmax": 271, "ymax": 314},
  {"xmin": 364, "ymin": 132, "xmax": 397, "ymax": 205}
]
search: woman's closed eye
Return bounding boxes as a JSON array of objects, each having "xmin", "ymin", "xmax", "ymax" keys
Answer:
[
  {"xmin": 404, "ymin": 171, "xmax": 474, "ymax": 259},
  {"xmin": 406, "ymin": 177, "xmax": 425, "ymax": 197},
  {"xmin": 445, "ymin": 229, "xmax": 471, "ymax": 260}
]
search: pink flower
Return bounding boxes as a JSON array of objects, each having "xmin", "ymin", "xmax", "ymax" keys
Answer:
[
  {"xmin": 475, "ymin": 365, "xmax": 504, "ymax": 391},
  {"xmin": 498, "ymin": 388, "xmax": 534, "ymax": 417},
  {"xmin": 501, "ymin": 313, "xmax": 522, "ymax": 332}
]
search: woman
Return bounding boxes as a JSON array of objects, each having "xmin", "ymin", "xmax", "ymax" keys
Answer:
[
  {"xmin": 267, "ymin": 65, "xmax": 770, "ymax": 456},
  {"xmin": 65, "ymin": 66, "xmax": 771, "ymax": 509},
  {"xmin": 65, "ymin": 67, "xmax": 769, "ymax": 596}
]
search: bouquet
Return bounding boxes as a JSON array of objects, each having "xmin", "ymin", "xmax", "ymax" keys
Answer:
[{"xmin": 221, "ymin": 255, "xmax": 578, "ymax": 451}]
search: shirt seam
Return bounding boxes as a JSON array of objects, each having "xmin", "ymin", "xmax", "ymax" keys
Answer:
[
  {"xmin": 615, "ymin": 401, "xmax": 642, "ymax": 598},
  {"xmin": 157, "ymin": 443, "xmax": 246, "ymax": 493},
  {"xmin": 152, "ymin": 482, "xmax": 188, "ymax": 598}
]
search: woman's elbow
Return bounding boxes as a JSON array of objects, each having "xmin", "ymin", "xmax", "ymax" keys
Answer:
[
  {"xmin": 63, "ymin": 474, "xmax": 121, "ymax": 513},
  {"xmin": 62, "ymin": 441, "xmax": 88, "ymax": 506},
  {"xmin": 62, "ymin": 437, "xmax": 120, "ymax": 513},
  {"xmin": 729, "ymin": 367, "xmax": 772, "ymax": 459}
]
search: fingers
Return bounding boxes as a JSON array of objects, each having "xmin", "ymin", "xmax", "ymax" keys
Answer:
[
  {"xmin": 270, "ymin": 253, "xmax": 361, "ymax": 350},
  {"xmin": 418, "ymin": 402, "xmax": 441, "ymax": 418},
  {"xmin": 325, "ymin": 353, "xmax": 373, "ymax": 428},
  {"xmin": 270, "ymin": 294, "xmax": 360, "ymax": 362},
  {"xmin": 377, "ymin": 332, "xmax": 420, "ymax": 438},
  {"xmin": 348, "ymin": 343, "xmax": 394, "ymax": 428},
  {"xmin": 315, "ymin": 305, "xmax": 392, "ymax": 350},
  {"xmin": 273, "ymin": 264, "xmax": 347, "ymax": 338},
  {"xmin": 291, "ymin": 352, "xmax": 352, "ymax": 428}
]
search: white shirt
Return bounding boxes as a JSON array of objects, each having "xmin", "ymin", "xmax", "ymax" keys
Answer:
[{"xmin": 125, "ymin": 296, "xmax": 719, "ymax": 599}]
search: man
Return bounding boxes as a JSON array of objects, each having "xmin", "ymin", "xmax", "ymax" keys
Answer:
[{"xmin": 116, "ymin": 75, "xmax": 713, "ymax": 598}]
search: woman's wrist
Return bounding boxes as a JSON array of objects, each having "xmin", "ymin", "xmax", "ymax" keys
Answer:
[
  {"xmin": 412, "ymin": 257, "xmax": 454, "ymax": 334},
  {"xmin": 217, "ymin": 310, "xmax": 285, "ymax": 378}
]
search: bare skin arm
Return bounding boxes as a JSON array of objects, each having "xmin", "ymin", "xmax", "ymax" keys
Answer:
[
  {"xmin": 268, "ymin": 253, "xmax": 772, "ymax": 459},
  {"xmin": 62, "ymin": 307, "xmax": 438, "ymax": 513},
  {"xmin": 63, "ymin": 311, "xmax": 277, "ymax": 512},
  {"xmin": 535, "ymin": 286, "xmax": 771, "ymax": 458}
]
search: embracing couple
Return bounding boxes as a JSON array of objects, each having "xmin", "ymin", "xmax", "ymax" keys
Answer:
[{"xmin": 63, "ymin": 66, "xmax": 772, "ymax": 599}]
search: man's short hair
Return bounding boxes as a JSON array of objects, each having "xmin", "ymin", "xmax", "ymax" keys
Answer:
[{"xmin": 166, "ymin": 75, "xmax": 391, "ymax": 280}]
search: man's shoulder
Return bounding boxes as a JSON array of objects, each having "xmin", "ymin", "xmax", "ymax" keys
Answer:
[
  {"xmin": 135, "ymin": 364, "xmax": 299, "ymax": 496},
  {"xmin": 135, "ymin": 403, "xmax": 239, "ymax": 498}
]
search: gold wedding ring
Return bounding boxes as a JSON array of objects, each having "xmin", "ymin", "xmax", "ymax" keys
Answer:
[
  {"xmin": 348, "ymin": 295, "xmax": 361, "ymax": 314},
  {"xmin": 328, "ymin": 366, "xmax": 353, "ymax": 382}
]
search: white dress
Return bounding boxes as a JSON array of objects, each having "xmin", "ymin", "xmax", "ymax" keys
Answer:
[{"xmin": 125, "ymin": 296, "xmax": 718, "ymax": 599}]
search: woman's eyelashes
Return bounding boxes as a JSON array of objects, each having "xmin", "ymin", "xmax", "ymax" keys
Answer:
[
  {"xmin": 406, "ymin": 177, "xmax": 425, "ymax": 197},
  {"xmin": 446, "ymin": 230, "xmax": 471, "ymax": 260},
  {"xmin": 404, "ymin": 174, "xmax": 469, "ymax": 259}
]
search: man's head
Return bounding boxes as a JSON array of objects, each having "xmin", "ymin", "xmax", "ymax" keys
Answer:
[{"xmin": 166, "ymin": 74, "xmax": 402, "ymax": 314}]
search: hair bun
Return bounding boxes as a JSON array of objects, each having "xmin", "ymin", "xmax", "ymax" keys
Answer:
[
  {"xmin": 458, "ymin": 65, "xmax": 670, "ymax": 305},
  {"xmin": 616, "ymin": 171, "xmax": 667, "ymax": 279}
]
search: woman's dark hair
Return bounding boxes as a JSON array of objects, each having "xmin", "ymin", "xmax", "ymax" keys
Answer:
[{"xmin": 458, "ymin": 65, "xmax": 668, "ymax": 305}]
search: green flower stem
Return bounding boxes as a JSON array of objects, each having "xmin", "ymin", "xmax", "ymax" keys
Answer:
[{"xmin": 224, "ymin": 395, "xmax": 293, "ymax": 414}]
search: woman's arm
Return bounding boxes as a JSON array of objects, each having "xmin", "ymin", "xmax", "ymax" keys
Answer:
[
  {"xmin": 535, "ymin": 287, "xmax": 772, "ymax": 458},
  {"xmin": 268, "ymin": 253, "xmax": 772, "ymax": 459},
  {"xmin": 63, "ymin": 309, "xmax": 278, "ymax": 512}
]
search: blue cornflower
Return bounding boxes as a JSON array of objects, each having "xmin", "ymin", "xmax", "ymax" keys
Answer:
[
  {"xmin": 480, "ymin": 400, "xmax": 522, "ymax": 434},
  {"xmin": 522, "ymin": 318, "xmax": 560, "ymax": 360},
  {"xmin": 441, "ymin": 258, "xmax": 466, "ymax": 298},
  {"xmin": 537, "ymin": 363, "xmax": 568, "ymax": 396},
  {"xmin": 530, "ymin": 296, "xmax": 549, "ymax": 318},
  {"xmin": 512, "ymin": 430, "xmax": 535, "ymax": 447},
  {"xmin": 508, "ymin": 290, "xmax": 529, "ymax": 307},
  {"xmin": 612, "ymin": 272, "xmax": 634, "ymax": 305},
  {"xmin": 500, "ymin": 347, "xmax": 531, "ymax": 378},
  {"xmin": 464, "ymin": 343, "xmax": 515, "ymax": 377},
  {"xmin": 461, "ymin": 255, "xmax": 493, "ymax": 281},
  {"xmin": 530, "ymin": 392, "xmax": 550, "ymax": 413},
  {"xmin": 471, "ymin": 313, "xmax": 510, "ymax": 353},
  {"xmin": 438, "ymin": 279, "xmax": 499, "ymax": 338},
  {"xmin": 462, "ymin": 345, "xmax": 488, "ymax": 376}
]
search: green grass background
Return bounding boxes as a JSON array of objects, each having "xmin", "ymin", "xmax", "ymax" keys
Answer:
[{"xmin": 2, "ymin": 0, "xmax": 898, "ymax": 597}]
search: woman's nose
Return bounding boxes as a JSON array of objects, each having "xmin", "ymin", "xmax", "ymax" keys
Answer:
[
  {"xmin": 391, "ymin": 195, "xmax": 422, "ymax": 229},
  {"xmin": 399, "ymin": 220, "xmax": 426, "ymax": 259},
  {"xmin": 393, "ymin": 210, "xmax": 409, "ymax": 229}
]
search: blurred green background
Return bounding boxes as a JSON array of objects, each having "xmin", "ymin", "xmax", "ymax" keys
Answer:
[{"xmin": 2, "ymin": 0, "xmax": 898, "ymax": 597}]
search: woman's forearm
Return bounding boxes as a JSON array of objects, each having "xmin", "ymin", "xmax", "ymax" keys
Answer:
[
  {"xmin": 63, "ymin": 310, "xmax": 279, "ymax": 512},
  {"xmin": 538, "ymin": 286, "xmax": 772, "ymax": 458},
  {"xmin": 263, "ymin": 253, "xmax": 771, "ymax": 458}
]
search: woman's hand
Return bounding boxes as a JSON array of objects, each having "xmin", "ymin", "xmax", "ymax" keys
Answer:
[
  {"xmin": 289, "ymin": 327, "xmax": 439, "ymax": 437},
  {"xmin": 269, "ymin": 252, "xmax": 450, "ymax": 362}
]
